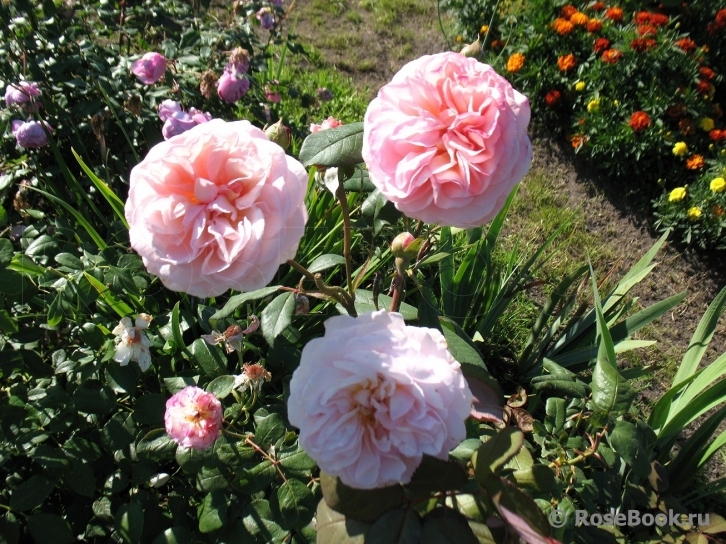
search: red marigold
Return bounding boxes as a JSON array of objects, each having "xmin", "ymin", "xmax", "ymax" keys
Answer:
[
  {"xmin": 587, "ymin": 18, "xmax": 603, "ymax": 32},
  {"xmin": 591, "ymin": 2, "xmax": 606, "ymax": 11},
  {"xmin": 571, "ymin": 134, "xmax": 588, "ymax": 149},
  {"xmin": 634, "ymin": 11, "xmax": 651, "ymax": 25},
  {"xmin": 601, "ymin": 48, "xmax": 623, "ymax": 63},
  {"xmin": 561, "ymin": 5, "xmax": 578, "ymax": 19},
  {"xmin": 667, "ymin": 103, "xmax": 687, "ymax": 119},
  {"xmin": 552, "ymin": 18, "xmax": 576, "ymax": 35},
  {"xmin": 649, "ymin": 13, "xmax": 669, "ymax": 26},
  {"xmin": 676, "ymin": 38, "xmax": 697, "ymax": 53},
  {"xmin": 490, "ymin": 39, "xmax": 504, "ymax": 49},
  {"xmin": 594, "ymin": 37, "xmax": 611, "ymax": 53},
  {"xmin": 700, "ymin": 66, "xmax": 715, "ymax": 81},
  {"xmin": 558, "ymin": 53, "xmax": 577, "ymax": 71},
  {"xmin": 697, "ymin": 81, "xmax": 714, "ymax": 96},
  {"xmin": 629, "ymin": 111, "xmax": 651, "ymax": 132},
  {"xmin": 570, "ymin": 12, "xmax": 589, "ymax": 26},
  {"xmin": 686, "ymin": 154, "xmax": 705, "ymax": 170},
  {"xmin": 545, "ymin": 89, "xmax": 562, "ymax": 106},
  {"xmin": 605, "ymin": 7, "xmax": 623, "ymax": 22},
  {"xmin": 637, "ymin": 24, "xmax": 658, "ymax": 36},
  {"xmin": 631, "ymin": 37, "xmax": 656, "ymax": 52},
  {"xmin": 717, "ymin": 8, "xmax": 726, "ymax": 26},
  {"xmin": 710, "ymin": 129, "xmax": 726, "ymax": 142}
]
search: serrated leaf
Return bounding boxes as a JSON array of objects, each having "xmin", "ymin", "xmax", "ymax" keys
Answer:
[
  {"xmin": 198, "ymin": 490, "xmax": 227, "ymax": 533},
  {"xmin": 299, "ymin": 122, "xmax": 364, "ymax": 167},
  {"xmin": 241, "ymin": 499, "xmax": 286, "ymax": 543},
  {"xmin": 206, "ymin": 375, "xmax": 236, "ymax": 398},
  {"xmin": 54, "ymin": 252, "xmax": 83, "ymax": 270},
  {"xmin": 136, "ymin": 429, "xmax": 177, "ymax": 461},
  {"xmin": 253, "ymin": 410, "xmax": 286, "ymax": 449},
  {"xmin": 308, "ymin": 254, "xmax": 347, "ymax": 274},
  {"xmin": 190, "ymin": 338, "xmax": 228, "ymax": 378},
  {"xmin": 261, "ymin": 292, "xmax": 295, "ymax": 346},
  {"xmin": 473, "ymin": 427, "xmax": 524, "ymax": 481},
  {"xmin": 277, "ymin": 479, "xmax": 316, "ymax": 529},
  {"xmin": 211, "ymin": 286, "xmax": 280, "ymax": 320},
  {"xmin": 164, "ymin": 376, "xmax": 199, "ymax": 394},
  {"xmin": 608, "ymin": 420, "xmax": 651, "ymax": 478}
]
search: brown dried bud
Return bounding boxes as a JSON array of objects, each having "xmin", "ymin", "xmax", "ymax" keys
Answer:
[
  {"xmin": 295, "ymin": 293, "xmax": 310, "ymax": 315},
  {"xmin": 461, "ymin": 37, "xmax": 481, "ymax": 58},
  {"xmin": 229, "ymin": 47, "xmax": 250, "ymax": 69},
  {"xmin": 200, "ymin": 70, "xmax": 218, "ymax": 99},
  {"xmin": 91, "ymin": 112, "xmax": 104, "ymax": 141},
  {"xmin": 125, "ymin": 94, "xmax": 142, "ymax": 116}
]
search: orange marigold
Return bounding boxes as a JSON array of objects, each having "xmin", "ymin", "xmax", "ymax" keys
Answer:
[
  {"xmin": 490, "ymin": 39, "xmax": 504, "ymax": 49},
  {"xmin": 631, "ymin": 37, "xmax": 656, "ymax": 52},
  {"xmin": 637, "ymin": 24, "xmax": 658, "ymax": 36},
  {"xmin": 594, "ymin": 37, "xmax": 611, "ymax": 53},
  {"xmin": 570, "ymin": 12, "xmax": 589, "ymax": 26},
  {"xmin": 700, "ymin": 66, "xmax": 715, "ymax": 80},
  {"xmin": 587, "ymin": 18, "xmax": 603, "ymax": 32},
  {"xmin": 545, "ymin": 89, "xmax": 562, "ymax": 106},
  {"xmin": 561, "ymin": 5, "xmax": 578, "ymax": 19},
  {"xmin": 552, "ymin": 18, "xmax": 575, "ymax": 35},
  {"xmin": 558, "ymin": 53, "xmax": 577, "ymax": 71},
  {"xmin": 605, "ymin": 7, "xmax": 623, "ymax": 22},
  {"xmin": 676, "ymin": 38, "xmax": 697, "ymax": 53},
  {"xmin": 649, "ymin": 13, "xmax": 669, "ymax": 26},
  {"xmin": 710, "ymin": 129, "xmax": 725, "ymax": 142},
  {"xmin": 634, "ymin": 12, "xmax": 651, "ymax": 25},
  {"xmin": 713, "ymin": 205, "xmax": 725, "ymax": 217},
  {"xmin": 686, "ymin": 154, "xmax": 705, "ymax": 170},
  {"xmin": 506, "ymin": 53, "xmax": 526, "ymax": 73},
  {"xmin": 601, "ymin": 48, "xmax": 623, "ymax": 63},
  {"xmin": 571, "ymin": 134, "xmax": 588, "ymax": 149},
  {"xmin": 629, "ymin": 111, "xmax": 651, "ymax": 132},
  {"xmin": 591, "ymin": 2, "xmax": 606, "ymax": 11}
]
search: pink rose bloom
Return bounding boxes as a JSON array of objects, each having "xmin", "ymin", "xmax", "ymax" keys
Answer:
[
  {"xmin": 287, "ymin": 310, "xmax": 473, "ymax": 489},
  {"xmin": 126, "ymin": 119, "xmax": 308, "ymax": 297},
  {"xmin": 132, "ymin": 52, "xmax": 167, "ymax": 84},
  {"xmin": 164, "ymin": 386, "xmax": 223, "ymax": 450},
  {"xmin": 362, "ymin": 52, "xmax": 532, "ymax": 228},
  {"xmin": 217, "ymin": 69, "xmax": 250, "ymax": 103},
  {"xmin": 309, "ymin": 116, "xmax": 343, "ymax": 133},
  {"xmin": 12, "ymin": 120, "xmax": 51, "ymax": 148},
  {"xmin": 5, "ymin": 81, "xmax": 41, "ymax": 111},
  {"xmin": 256, "ymin": 7, "xmax": 275, "ymax": 29}
]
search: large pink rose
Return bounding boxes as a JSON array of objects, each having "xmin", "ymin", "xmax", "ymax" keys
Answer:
[
  {"xmin": 126, "ymin": 119, "xmax": 308, "ymax": 297},
  {"xmin": 164, "ymin": 386, "xmax": 223, "ymax": 450},
  {"xmin": 362, "ymin": 52, "xmax": 532, "ymax": 228},
  {"xmin": 287, "ymin": 310, "xmax": 473, "ymax": 489}
]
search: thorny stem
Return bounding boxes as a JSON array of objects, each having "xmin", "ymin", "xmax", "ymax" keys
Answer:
[
  {"xmin": 549, "ymin": 428, "xmax": 607, "ymax": 469},
  {"xmin": 245, "ymin": 436, "xmax": 287, "ymax": 483},
  {"xmin": 314, "ymin": 274, "xmax": 357, "ymax": 316},
  {"xmin": 335, "ymin": 184, "xmax": 354, "ymax": 298},
  {"xmin": 389, "ymin": 273, "xmax": 403, "ymax": 313},
  {"xmin": 287, "ymin": 259, "xmax": 316, "ymax": 283},
  {"xmin": 413, "ymin": 220, "xmax": 425, "ymax": 238}
]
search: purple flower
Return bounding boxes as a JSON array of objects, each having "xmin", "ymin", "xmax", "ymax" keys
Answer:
[
  {"xmin": 188, "ymin": 108, "xmax": 212, "ymax": 125},
  {"xmin": 12, "ymin": 120, "xmax": 51, "ymax": 148},
  {"xmin": 5, "ymin": 82, "xmax": 41, "ymax": 112},
  {"xmin": 131, "ymin": 52, "xmax": 167, "ymax": 85},
  {"xmin": 271, "ymin": 0, "xmax": 284, "ymax": 7},
  {"xmin": 256, "ymin": 7, "xmax": 275, "ymax": 30},
  {"xmin": 158, "ymin": 100, "xmax": 182, "ymax": 122},
  {"xmin": 161, "ymin": 108, "xmax": 212, "ymax": 140},
  {"xmin": 216, "ymin": 69, "xmax": 250, "ymax": 103}
]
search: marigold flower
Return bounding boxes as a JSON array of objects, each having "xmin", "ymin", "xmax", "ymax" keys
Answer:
[
  {"xmin": 718, "ymin": 8, "xmax": 726, "ymax": 26},
  {"xmin": 697, "ymin": 81, "xmax": 714, "ymax": 96},
  {"xmin": 455, "ymin": 35, "xmax": 463, "ymax": 43},
  {"xmin": 570, "ymin": 12, "xmax": 589, "ymax": 26},
  {"xmin": 490, "ymin": 39, "xmax": 504, "ymax": 49},
  {"xmin": 587, "ymin": 98, "xmax": 600, "ymax": 112},
  {"xmin": 700, "ymin": 67, "xmax": 715, "ymax": 81},
  {"xmin": 700, "ymin": 117, "xmax": 715, "ymax": 131},
  {"xmin": 506, "ymin": 52, "xmax": 526, "ymax": 73},
  {"xmin": 637, "ymin": 24, "xmax": 658, "ymax": 36},
  {"xmin": 672, "ymin": 142, "xmax": 688, "ymax": 156},
  {"xmin": 688, "ymin": 207, "xmax": 702, "ymax": 220},
  {"xmin": 669, "ymin": 187, "xmax": 687, "ymax": 202},
  {"xmin": 686, "ymin": 154, "xmax": 705, "ymax": 170},
  {"xmin": 571, "ymin": 134, "xmax": 588, "ymax": 149},
  {"xmin": 591, "ymin": 2, "xmax": 606, "ymax": 11},
  {"xmin": 711, "ymin": 177, "xmax": 726, "ymax": 193},
  {"xmin": 634, "ymin": 11, "xmax": 651, "ymax": 25},
  {"xmin": 629, "ymin": 111, "xmax": 651, "ymax": 132},
  {"xmin": 480, "ymin": 24, "xmax": 489, "ymax": 34},
  {"xmin": 676, "ymin": 38, "xmax": 697, "ymax": 53},
  {"xmin": 649, "ymin": 13, "xmax": 668, "ymax": 26},
  {"xmin": 605, "ymin": 7, "xmax": 623, "ymax": 22},
  {"xmin": 601, "ymin": 48, "xmax": 623, "ymax": 63},
  {"xmin": 552, "ymin": 18, "xmax": 575, "ymax": 35},
  {"xmin": 711, "ymin": 129, "xmax": 726, "ymax": 142},
  {"xmin": 575, "ymin": 81, "xmax": 586, "ymax": 91},
  {"xmin": 667, "ymin": 103, "xmax": 686, "ymax": 119},
  {"xmin": 594, "ymin": 37, "xmax": 611, "ymax": 53},
  {"xmin": 587, "ymin": 18, "xmax": 603, "ymax": 32},
  {"xmin": 558, "ymin": 53, "xmax": 577, "ymax": 71},
  {"xmin": 679, "ymin": 118, "xmax": 696, "ymax": 135},
  {"xmin": 631, "ymin": 38, "xmax": 657, "ymax": 52},
  {"xmin": 545, "ymin": 89, "xmax": 562, "ymax": 106},
  {"xmin": 561, "ymin": 5, "xmax": 578, "ymax": 19},
  {"xmin": 112, "ymin": 314, "xmax": 153, "ymax": 371}
]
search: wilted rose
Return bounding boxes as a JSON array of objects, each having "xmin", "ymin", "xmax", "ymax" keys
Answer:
[{"xmin": 131, "ymin": 52, "xmax": 167, "ymax": 84}]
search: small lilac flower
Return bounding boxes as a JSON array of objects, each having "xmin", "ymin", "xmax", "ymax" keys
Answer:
[
  {"xmin": 256, "ymin": 7, "xmax": 275, "ymax": 29},
  {"xmin": 5, "ymin": 81, "xmax": 41, "ymax": 111},
  {"xmin": 158, "ymin": 99, "xmax": 182, "ymax": 122},
  {"xmin": 216, "ymin": 69, "xmax": 250, "ymax": 103},
  {"xmin": 265, "ymin": 86, "xmax": 281, "ymax": 103},
  {"xmin": 131, "ymin": 52, "xmax": 167, "ymax": 84},
  {"xmin": 12, "ymin": 120, "xmax": 51, "ymax": 148}
]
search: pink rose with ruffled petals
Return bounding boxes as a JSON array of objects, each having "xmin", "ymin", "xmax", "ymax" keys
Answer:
[
  {"xmin": 126, "ymin": 119, "xmax": 308, "ymax": 297},
  {"xmin": 5, "ymin": 81, "xmax": 41, "ymax": 112},
  {"xmin": 287, "ymin": 310, "xmax": 473, "ymax": 489},
  {"xmin": 362, "ymin": 52, "xmax": 532, "ymax": 228},
  {"xmin": 164, "ymin": 386, "xmax": 223, "ymax": 450},
  {"xmin": 132, "ymin": 52, "xmax": 167, "ymax": 84},
  {"xmin": 310, "ymin": 116, "xmax": 343, "ymax": 133}
]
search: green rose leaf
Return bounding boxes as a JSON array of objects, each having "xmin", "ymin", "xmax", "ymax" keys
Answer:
[
  {"xmin": 0, "ymin": 239, "xmax": 13, "ymax": 268},
  {"xmin": 365, "ymin": 508, "xmax": 422, "ymax": 544},
  {"xmin": 404, "ymin": 455, "xmax": 468, "ymax": 496},
  {"xmin": 608, "ymin": 420, "xmax": 652, "ymax": 478},
  {"xmin": 206, "ymin": 375, "xmax": 236, "ymax": 399},
  {"xmin": 190, "ymin": 338, "xmax": 228, "ymax": 378},
  {"xmin": 307, "ymin": 254, "xmax": 347, "ymax": 274},
  {"xmin": 73, "ymin": 380, "xmax": 116, "ymax": 414},
  {"xmin": 253, "ymin": 410, "xmax": 286, "ymax": 450},
  {"xmin": 473, "ymin": 427, "xmax": 524, "ymax": 481},
  {"xmin": 299, "ymin": 122, "xmax": 364, "ymax": 167},
  {"xmin": 261, "ymin": 292, "xmax": 296, "ymax": 347},
  {"xmin": 211, "ymin": 285, "xmax": 280, "ymax": 321},
  {"xmin": 198, "ymin": 490, "xmax": 228, "ymax": 533},
  {"xmin": 134, "ymin": 394, "xmax": 167, "ymax": 425},
  {"xmin": 9, "ymin": 475, "xmax": 55, "ymax": 511},
  {"xmin": 136, "ymin": 429, "xmax": 177, "ymax": 461},
  {"xmin": 277, "ymin": 479, "xmax": 316, "ymax": 530},
  {"xmin": 316, "ymin": 499, "xmax": 369, "ymax": 544},
  {"xmin": 27, "ymin": 514, "xmax": 74, "ymax": 544},
  {"xmin": 115, "ymin": 503, "xmax": 144, "ymax": 544},
  {"xmin": 421, "ymin": 507, "xmax": 479, "ymax": 544},
  {"xmin": 320, "ymin": 472, "xmax": 404, "ymax": 523}
]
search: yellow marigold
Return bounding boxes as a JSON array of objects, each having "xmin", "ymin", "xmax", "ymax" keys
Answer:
[
  {"xmin": 672, "ymin": 142, "xmax": 689, "ymax": 156},
  {"xmin": 506, "ymin": 53, "xmax": 526, "ymax": 73},
  {"xmin": 688, "ymin": 206, "xmax": 702, "ymax": 220},
  {"xmin": 669, "ymin": 187, "xmax": 687, "ymax": 202},
  {"xmin": 587, "ymin": 98, "xmax": 600, "ymax": 112},
  {"xmin": 686, "ymin": 154, "xmax": 705, "ymax": 170},
  {"xmin": 480, "ymin": 24, "xmax": 489, "ymax": 34},
  {"xmin": 575, "ymin": 81, "xmax": 586, "ymax": 91},
  {"xmin": 711, "ymin": 177, "xmax": 726, "ymax": 192},
  {"xmin": 700, "ymin": 117, "xmax": 715, "ymax": 131},
  {"xmin": 456, "ymin": 35, "xmax": 463, "ymax": 43},
  {"xmin": 613, "ymin": 100, "xmax": 620, "ymax": 107},
  {"xmin": 570, "ymin": 12, "xmax": 589, "ymax": 26}
]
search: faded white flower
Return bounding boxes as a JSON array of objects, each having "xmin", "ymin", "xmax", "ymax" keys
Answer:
[
  {"xmin": 112, "ymin": 314, "xmax": 153, "ymax": 371},
  {"xmin": 233, "ymin": 363, "xmax": 271, "ymax": 392},
  {"xmin": 202, "ymin": 316, "xmax": 259, "ymax": 353}
]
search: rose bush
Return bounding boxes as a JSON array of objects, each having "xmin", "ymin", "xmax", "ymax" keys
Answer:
[
  {"xmin": 362, "ymin": 52, "xmax": 532, "ymax": 228},
  {"xmin": 126, "ymin": 119, "xmax": 308, "ymax": 297}
]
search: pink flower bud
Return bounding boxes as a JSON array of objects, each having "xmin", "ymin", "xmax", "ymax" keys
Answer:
[
  {"xmin": 391, "ymin": 232, "xmax": 415, "ymax": 256},
  {"xmin": 309, "ymin": 116, "xmax": 343, "ymax": 133},
  {"xmin": 216, "ymin": 69, "xmax": 250, "ymax": 103},
  {"xmin": 131, "ymin": 52, "xmax": 167, "ymax": 85},
  {"xmin": 164, "ymin": 386, "xmax": 223, "ymax": 450},
  {"xmin": 158, "ymin": 99, "xmax": 182, "ymax": 122},
  {"xmin": 5, "ymin": 81, "xmax": 41, "ymax": 111},
  {"xmin": 13, "ymin": 120, "xmax": 51, "ymax": 148},
  {"xmin": 256, "ymin": 7, "xmax": 275, "ymax": 29},
  {"xmin": 265, "ymin": 86, "xmax": 282, "ymax": 103}
]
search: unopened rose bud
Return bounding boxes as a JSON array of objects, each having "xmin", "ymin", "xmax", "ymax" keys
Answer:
[
  {"xmin": 391, "ymin": 232, "xmax": 415, "ymax": 258},
  {"xmin": 264, "ymin": 118, "xmax": 291, "ymax": 149},
  {"xmin": 461, "ymin": 38, "xmax": 481, "ymax": 58}
]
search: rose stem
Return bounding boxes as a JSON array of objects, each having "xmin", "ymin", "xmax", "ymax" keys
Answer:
[
  {"xmin": 389, "ymin": 273, "xmax": 403, "ymax": 313},
  {"xmin": 287, "ymin": 259, "xmax": 316, "ymax": 282},
  {"xmin": 335, "ymin": 184, "xmax": 354, "ymax": 298}
]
